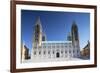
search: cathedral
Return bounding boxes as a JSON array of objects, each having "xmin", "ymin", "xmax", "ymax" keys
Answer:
[{"xmin": 21, "ymin": 17, "xmax": 81, "ymax": 62}]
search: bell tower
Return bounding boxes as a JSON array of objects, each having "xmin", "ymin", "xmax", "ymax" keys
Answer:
[
  {"xmin": 71, "ymin": 21, "xmax": 80, "ymax": 57},
  {"xmin": 33, "ymin": 17, "xmax": 42, "ymax": 48}
]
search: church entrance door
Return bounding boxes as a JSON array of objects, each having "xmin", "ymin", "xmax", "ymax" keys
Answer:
[{"xmin": 56, "ymin": 52, "xmax": 60, "ymax": 58}]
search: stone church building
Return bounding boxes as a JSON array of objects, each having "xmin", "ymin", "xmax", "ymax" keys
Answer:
[{"xmin": 21, "ymin": 17, "xmax": 81, "ymax": 62}]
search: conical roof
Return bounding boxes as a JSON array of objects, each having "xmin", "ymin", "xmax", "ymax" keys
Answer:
[{"xmin": 35, "ymin": 16, "xmax": 42, "ymax": 28}]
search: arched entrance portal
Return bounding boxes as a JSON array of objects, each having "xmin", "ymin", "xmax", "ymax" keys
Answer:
[{"xmin": 56, "ymin": 52, "xmax": 60, "ymax": 58}]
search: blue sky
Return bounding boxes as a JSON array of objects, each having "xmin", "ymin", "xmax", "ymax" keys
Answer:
[{"xmin": 21, "ymin": 10, "xmax": 90, "ymax": 51}]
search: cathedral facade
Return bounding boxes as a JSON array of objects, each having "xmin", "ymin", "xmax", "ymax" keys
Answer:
[{"xmin": 30, "ymin": 17, "xmax": 80, "ymax": 62}]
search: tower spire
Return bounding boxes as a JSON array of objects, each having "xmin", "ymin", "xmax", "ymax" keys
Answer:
[
  {"xmin": 42, "ymin": 32, "xmax": 46, "ymax": 41},
  {"xmin": 67, "ymin": 32, "xmax": 72, "ymax": 41},
  {"xmin": 71, "ymin": 21, "xmax": 80, "ymax": 57},
  {"xmin": 35, "ymin": 16, "xmax": 42, "ymax": 30},
  {"xmin": 71, "ymin": 21, "xmax": 78, "ymax": 43},
  {"xmin": 33, "ymin": 16, "xmax": 43, "ymax": 48}
]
